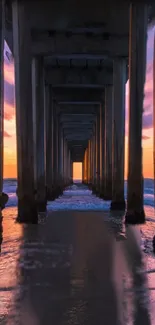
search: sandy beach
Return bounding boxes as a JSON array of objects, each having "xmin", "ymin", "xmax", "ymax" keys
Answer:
[{"xmin": 0, "ymin": 184, "xmax": 155, "ymax": 324}]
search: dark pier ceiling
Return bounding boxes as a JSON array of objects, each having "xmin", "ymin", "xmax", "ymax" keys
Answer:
[
  {"xmin": 30, "ymin": 0, "xmax": 131, "ymax": 163},
  {"xmin": 2, "ymin": 0, "xmax": 155, "ymax": 223}
]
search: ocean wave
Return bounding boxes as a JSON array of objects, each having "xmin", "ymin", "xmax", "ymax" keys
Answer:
[{"xmin": 2, "ymin": 178, "xmax": 155, "ymax": 211}]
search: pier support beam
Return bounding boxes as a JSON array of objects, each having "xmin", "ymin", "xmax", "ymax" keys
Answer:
[
  {"xmin": 85, "ymin": 148, "xmax": 88, "ymax": 184},
  {"xmin": 90, "ymin": 139, "xmax": 93, "ymax": 187},
  {"xmin": 99, "ymin": 103, "xmax": 105, "ymax": 198},
  {"xmin": 92, "ymin": 129, "xmax": 96, "ymax": 192},
  {"xmin": 32, "ymin": 57, "xmax": 46, "ymax": 212},
  {"xmin": 110, "ymin": 58, "xmax": 126, "ymax": 211},
  {"xmin": 63, "ymin": 139, "xmax": 67, "ymax": 186},
  {"xmin": 66, "ymin": 146, "xmax": 70, "ymax": 185},
  {"xmin": 53, "ymin": 103, "xmax": 60, "ymax": 196},
  {"xmin": 68, "ymin": 149, "xmax": 72, "ymax": 184},
  {"xmin": 87, "ymin": 140, "xmax": 91, "ymax": 186},
  {"xmin": 0, "ymin": 0, "xmax": 5, "ymax": 214},
  {"xmin": 82, "ymin": 157, "xmax": 84, "ymax": 183},
  {"xmin": 58, "ymin": 124, "xmax": 64, "ymax": 190},
  {"xmin": 83, "ymin": 148, "xmax": 88, "ymax": 184},
  {"xmin": 95, "ymin": 111, "xmax": 100, "ymax": 194},
  {"xmin": 104, "ymin": 86, "xmax": 113, "ymax": 200},
  {"xmin": 125, "ymin": 4, "xmax": 148, "ymax": 224},
  {"xmin": 70, "ymin": 158, "xmax": 73, "ymax": 183},
  {"xmin": 13, "ymin": 1, "xmax": 37, "ymax": 223},
  {"xmin": 82, "ymin": 158, "xmax": 84, "ymax": 183},
  {"xmin": 45, "ymin": 87, "xmax": 54, "ymax": 200}
]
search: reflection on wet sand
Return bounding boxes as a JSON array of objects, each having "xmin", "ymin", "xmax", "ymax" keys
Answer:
[
  {"xmin": 0, "ymin": 208, "xmax": 154, "ymax": 324},
  {"xmin": 0, "ymin": 212, "xmax": 3, "ymax": 253}
]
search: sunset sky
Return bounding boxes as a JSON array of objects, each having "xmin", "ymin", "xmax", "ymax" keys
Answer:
[{"xmin": 3, "ymin": 26, "xmax": 155, "ymax": 180}]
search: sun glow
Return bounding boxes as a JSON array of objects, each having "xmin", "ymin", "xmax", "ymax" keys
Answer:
[{"xmin": 73, "ymin": 163, "xmax": 82, "ymax": 181}]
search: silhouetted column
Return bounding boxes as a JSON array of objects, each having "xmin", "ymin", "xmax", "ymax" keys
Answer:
[
  {"xmin": 110, "ymin": 58, "xmax": 126, "ymax": 211},
  {"xmin": 70, "ymin": 158, "xmax": 73, "ymax": 183},
  {"xmin": 85, "ymin": 148, "xmax": 88, "ymax": 184},
  {"xmin": 95, "ymin": 111, "xmax": 100, "ymax": 194},
  {"xmin": 67, "ymin": 143, "xmax": 70, "ymax": 185},
  {"xmin": 87, "ymin": 140, "xmax": 91, "ymax": 185},
  {"xmin": 52, "ymin": 102, "xmax": 59, "ymax": 195},
  {"xmin": 68, "ymin": 149, "xmax": 72, "ymax": 183},
  {"xmin": 99, "ymin": 103, "xmax": 105, "ymax": 198},
  {"xmin": 63, "ymin": 136, "xmax": 65, "ymax": 185},
  {"xmin": 63, "ymin": 139, "xmax": 67, "ymax": 186},
  {"xmin": 90, "ymin": 140, "xmax": 93, "ymax": 186},
  {"xmin": 90, "ymin": 139, "xmax": 93, "ymax": 185},
  {"xmin": 45, "ymin": 87, "xmax": 54, "ymax": 200},
  {"xmin": 58, "ymin": 123, "xmax": 64, "ymax": 189},
  {"xmin": 84, "ymin": 148, "xmax": 88, "ymax": 184},
  {"xmin": 63, "ymin": 136, "xmax": 67, "ymax": 186},
  {"xmin": 12, "ymin": 1, "xmax": 37, "ymax": 223},
  {"xmin": 92, "ymin": 126, "xmax": 96, "ymax": 191},
  {"xmin": 82, "ymin": 158, "xmax": 85, "ymax": 183},
  {"xmin": 0, "ymin": 0, "xmax": 4, "ymax": 213},
  {"xmin": 65, "ymin": 144, "xmax": 68, "ymax": 184},
  {"xmin": 125, "ymin": 4, "xmax": 148, "ymax": 223},
  {"xmin": 82, "ymin": 152, "xmax": 85, "ymax": 183},
  {"xmin": 83, "ymin": 150, "xmax": 86, "ymax": 183},
  {"xmin": 32, "ymin": 57, "xmax": 46, "ymax": 212},
  {"xmin": 69, "ymin": 149, "xmax": 71, "ymax": 184},
  {"xmin": 104, "ymin": 86, "xmax": 113, "ymax": 200},
  {"xmin": 66, "ymin": 146, "xmax": 70, "ymax": 184}
]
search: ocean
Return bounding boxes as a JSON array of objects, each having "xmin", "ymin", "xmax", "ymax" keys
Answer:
[
  {"xmin": 3, "ymin": 177, "xmax": 155, "ymax": 212},
  {"xmin": 2, "ymin": 178, "xmax": 155, "ymax": 253},
  {"xmin": 1, "ymin": 178, "xmax": 155, "ymax": 323}
]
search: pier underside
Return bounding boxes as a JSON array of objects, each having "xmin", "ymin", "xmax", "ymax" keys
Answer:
[
  {"xmin": 0, "ymin": 2, "xmax": 155, "ymax": 323},
  {"xmin": 1, "ymin": 1, "xmax": 155, "ymax": 222}
]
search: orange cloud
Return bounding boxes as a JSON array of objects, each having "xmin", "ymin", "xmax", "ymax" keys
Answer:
[
  {"xmin": 4, "ymin": 102, "xmax": 15, "ymax": 120},
  {"xmin": 4, "ymin": 131, "xmax": 11, "ymax": 138},
  {"xmin": 142, "ymin": 135, "xmax": 150, "ymax": 140}
]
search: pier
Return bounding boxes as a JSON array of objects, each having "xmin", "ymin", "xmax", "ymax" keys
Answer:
[
  {"xmin": 0, "ymin": 184, "xmax": 154, "ymax": 324},
  {"xmin": 1, "ymin": 2, "xmax": 155, "ymax": 321},
  {"xmin": 0, "ymin": 1, "xmax": 155, "ymax": 222}
]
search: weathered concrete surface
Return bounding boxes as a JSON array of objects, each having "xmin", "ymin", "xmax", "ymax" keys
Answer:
[
  {"xmin": 45, "ymin": 68, "xmax": 113, "ymax": 86},
  {"xmin": 111, "ymin": 58, "xmax": 126, "ymax": 211},
  {"xmin": 0, "ymin": 203, "xmax": 154, "ymax": 325},
  {"xmin": 125, "ymin": 4, "xmax": 148, "ymax": 224},
  {"xmin": 33, "ymin": 57, "xmax": 46, "ymax": 212},
  {"xmin": 104, "ymin": 86, "xmax": 113, "ymax": 200},
  {"xmin": 12, "ymin": 1, "xmax": 37, "ymax": 223},
  {"xmin": 99, "ymin": 103, "xmax": 105, "ymax": 198}
]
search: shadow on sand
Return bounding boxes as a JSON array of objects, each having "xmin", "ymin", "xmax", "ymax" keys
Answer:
[{"xmin": 0, "ymin": 210, "xmax": 150, "ymax": 325}]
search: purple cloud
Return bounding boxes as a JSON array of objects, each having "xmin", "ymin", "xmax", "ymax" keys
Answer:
[
  {"xmin": 144, "ymin": 103, "xmax": 152, "ymax": 112},
  {"xmin": 4, "ymin": 82, "xmax": 14, "ymax": 106},
  {"xmin": 143, "ymin": 113, "xmax": 153, "ymax": 129},
  {"xmin": 146, "ymin": 62, "xmax": 153, "ymax": 75}
]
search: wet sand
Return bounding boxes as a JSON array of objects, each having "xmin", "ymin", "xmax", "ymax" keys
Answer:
[{"xmin": 0, "ymin": 206, "xmax": 155, "ymax": 324}]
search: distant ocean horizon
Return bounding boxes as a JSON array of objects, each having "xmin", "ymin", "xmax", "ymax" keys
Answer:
[{"xmin": 2, "ymin": 177, "xmax": 155, "ymax": 210}]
